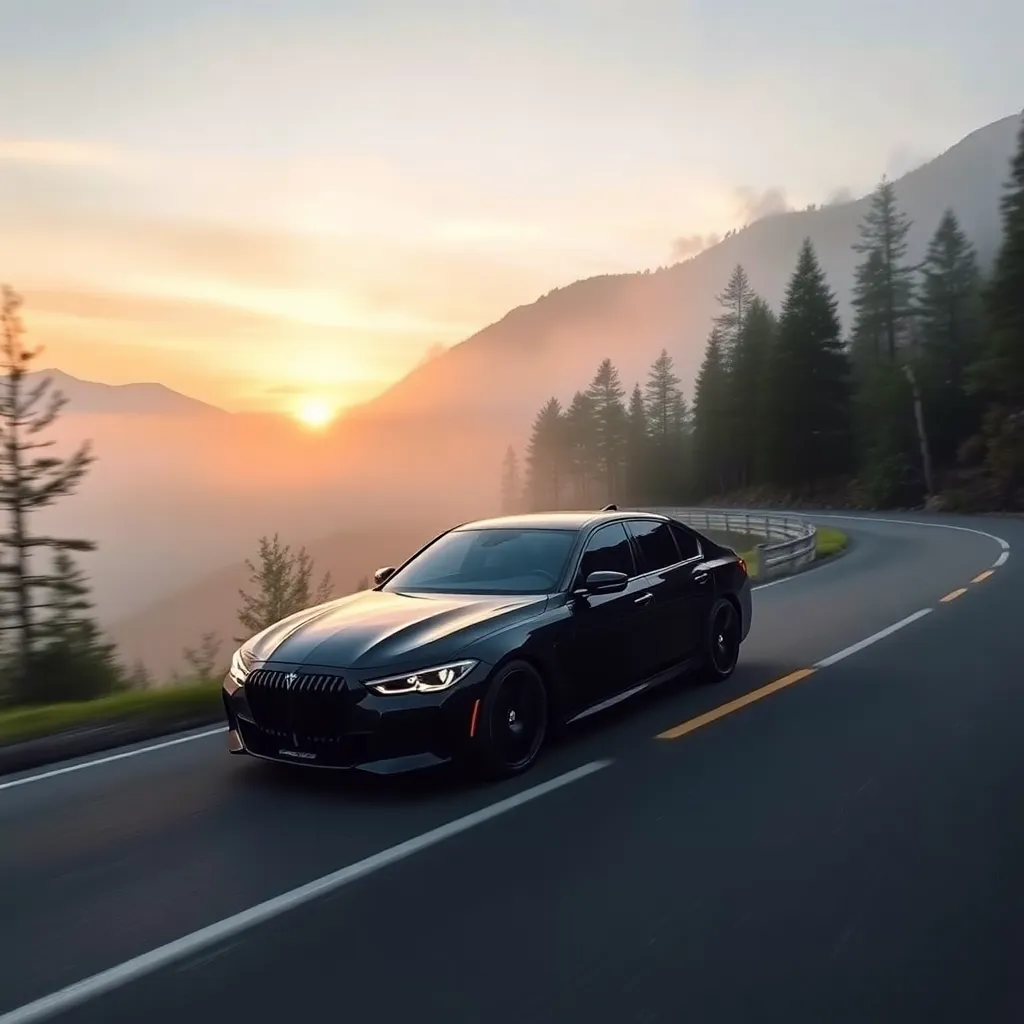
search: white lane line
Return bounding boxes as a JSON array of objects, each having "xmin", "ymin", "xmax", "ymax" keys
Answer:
[
  {"xmin": 813, "ymin": 609, "xmax": 934, "ymax": 669},
  {"xmin": 0, "ymin": 758, "xmax": 612, "ymax": 1024},
  {"xmin": 0, "ymin": 727, "xmax": 227, "ymax": 793},
  {"xmin": 752, "ymin": 576, "xmax": 799, "ymax": 591},
  {"xmin": 994, "ymin": 550, "xmax": 1009, "ymax": 568},
  {"xmin": 794, "ymin": 511, "xmax": 1011, "ymax": 553}
]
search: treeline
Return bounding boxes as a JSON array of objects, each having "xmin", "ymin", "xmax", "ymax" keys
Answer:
[
  {"xmin": 0, "ymin": 290, "xmax": 343, "ymax": 707},
  {"xmin": 508, "ymin": 116, "xmax": 1024, "ymax": 513}
]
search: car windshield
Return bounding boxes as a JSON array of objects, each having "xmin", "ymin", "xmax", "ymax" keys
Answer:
[{"xmin": 383, "ymin": 528, "xmax": 577, "ymax": 595}]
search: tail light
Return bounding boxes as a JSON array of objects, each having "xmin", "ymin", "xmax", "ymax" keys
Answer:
[{"xmin": 737, "ymin": 557, "xmax": 748, "ymax": 576}]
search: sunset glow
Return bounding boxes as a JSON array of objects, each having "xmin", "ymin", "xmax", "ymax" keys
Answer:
[
  {"xmin": 294, "ymin": 397, "xmax": 337, "ymax": 430},
  {"xmin": 1, "ymin": 2, "xmax": 1018, "ymax": 414}
]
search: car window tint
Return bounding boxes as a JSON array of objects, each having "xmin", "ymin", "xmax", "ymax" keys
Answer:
[
  {"xmin": 670, "ymin": 523, "xmax": 701, "ymax": 560},
  {"xmin": 383, "ymin": 528, "xmax": 577, "ymax": 594},
  {"xmin": 626, "ymin": 519, "xmax": 680, "ymax": 573},
  {"xmin": 576, "ymin": 523, "xmax": 635, "ymax": 583}
]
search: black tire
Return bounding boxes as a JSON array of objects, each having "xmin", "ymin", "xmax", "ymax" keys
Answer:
[
  {"xmin": 471, "ymin": 659, "xmax": 549, "ymax": 779},
  {"xmin": 701, "ymin": 598, "xmax": 742, "ymax": 682}
]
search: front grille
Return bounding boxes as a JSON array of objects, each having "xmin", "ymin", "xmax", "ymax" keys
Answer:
[{"xmin": 245, "ymin": 668, "xmax": 348, "ymax": 738}]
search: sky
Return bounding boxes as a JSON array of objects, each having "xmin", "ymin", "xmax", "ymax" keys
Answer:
[{"xmin": 0, "ymin": 0, "xmax": 1021, "ymax": 416}]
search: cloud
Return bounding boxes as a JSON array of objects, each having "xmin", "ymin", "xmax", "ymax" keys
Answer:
[
  {"xmin": 0, "ymin": 139, "xmax": 130, "ymax": 170},
  {"xmin": 825, "ymin": 186, "xmax": 855, "ymax": 206},
  {"xmin": 733, "ymin": 185, "xmax": 792, "ymax": 223},
  {"xmin": 419, "ymin": 342, "xmax": 448, "ymax": 364},
  {"xmin": 670, "ymin": 233, "xmax": 721, "ymax": 260}
]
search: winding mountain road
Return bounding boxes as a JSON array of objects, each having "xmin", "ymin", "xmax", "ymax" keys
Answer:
[{"xmin": 2, "ymin": 512, "xmax": 1022, "ymax": 1024}]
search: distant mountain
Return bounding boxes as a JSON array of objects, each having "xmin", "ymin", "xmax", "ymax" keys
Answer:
[
  {"xmin": 313, "ymin": 111, "xmax": 1022, "ymax": 521},
  {"xmin": 29, "ymin": 369, "xmax": 227, "ymax": 417},
  {"xmin": 349, "ymin": 112, "xmax": 1022, "ymax": 435},
  {"xmin": 30, "ymin": 112, "xmax": 1024, "ymax": 632}
]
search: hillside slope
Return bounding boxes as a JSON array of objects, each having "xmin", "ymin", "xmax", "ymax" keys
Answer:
[
  {"xmin": 92, "ymin": 111, "xmax": 1024, "ymax": 633},
  {"xmin": 29, "ymin": 369, "xmax": 227, "ymax": 416},
  {"xmin": 350, "ymin": 112, "xmax": 1020, "ymax": 432}
]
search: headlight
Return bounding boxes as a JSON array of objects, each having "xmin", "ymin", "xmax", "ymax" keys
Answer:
[
  {"xmin": 229, "ymin": 646, "xmax": 255, "ymax": 685},
  {"xmin": 364, "ymin": 660, "xmax": 477, "ymax": 695}
]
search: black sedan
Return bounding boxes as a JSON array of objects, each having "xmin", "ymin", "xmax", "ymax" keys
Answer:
[{"xmin": 222, "ymin": 508, "xmax": 752, "ymax": 778}]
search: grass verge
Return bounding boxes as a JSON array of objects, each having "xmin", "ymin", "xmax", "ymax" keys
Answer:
[
  {"xmin": 0, "ymin": 682, "xmax": 222, "ymax": 747},
  {"xmin": 816, "ymin": 526, "xmax": 848, "ymax": 559},
  {"xmin": 737, "ymin": 523, "xmax": 848, "ymax": 580}
]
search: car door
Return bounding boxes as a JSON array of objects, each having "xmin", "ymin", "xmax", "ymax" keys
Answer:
[
  {"xmin": 561, "ymin": 521, "xmax": 654, "ymax": 713},
  {"xmin": 625, "ymin": 518, "xmax": 712, "ymax": 672},
  {"xmin": 668, "ymin": 521, "xmax": 715, "ymax": 655}
]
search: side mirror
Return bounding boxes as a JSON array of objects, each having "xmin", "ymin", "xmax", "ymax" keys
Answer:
[
  {"xmin": 373, "ymin": 566, "xmax": 397, "ymax": 586},
  {"xmin": 577, "ymin": 570, "xmax": 628, "ymax": 595}
]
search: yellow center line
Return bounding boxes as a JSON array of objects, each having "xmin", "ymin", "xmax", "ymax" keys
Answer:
[
  {"xmin": 940, "ymin": 588, "xmax": 968, "ymax": 603},
  {"xmin": 657, "ymin": 669, "xmax": 817, "ymax": 741},
  {"xmin": 972, "ymin": 570, "xmax": 994, "ymax": 584}
]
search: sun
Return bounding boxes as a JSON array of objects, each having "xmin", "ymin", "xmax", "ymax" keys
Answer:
[{"xmin": 293, "ymin": 397, "xmax": 337, "ymax": 430}]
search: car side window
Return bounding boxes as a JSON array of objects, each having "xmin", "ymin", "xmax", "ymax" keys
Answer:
[
  {"xmin": 626, "ymin": 519, "xmax": 681, "ymax": 573},
  {"xmin": 576, "ymin": 523, "xmax": 636, "ymax": 583},
  {"xmin": 669, "ymin": 522, "xmax": 701, "ymax": 561}
]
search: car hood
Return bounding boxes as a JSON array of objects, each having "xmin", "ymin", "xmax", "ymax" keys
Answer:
[{"xmin": 246, "ymin": 588, "xmax": 549, "ymax": 670}]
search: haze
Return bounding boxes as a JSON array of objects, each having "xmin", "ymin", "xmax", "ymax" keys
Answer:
[{"xmin": 1, "ymin": 0, "xmax": 1021, "ymax": 674}]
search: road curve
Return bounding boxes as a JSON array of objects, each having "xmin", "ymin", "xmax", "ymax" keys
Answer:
[{"xmin": 2, "ymin": 512, "xmax": 1022, "ymax": 1024}]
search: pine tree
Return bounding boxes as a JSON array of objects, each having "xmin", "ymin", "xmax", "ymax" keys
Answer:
[
  {"xmin": 915, "ymin": 209, "xmax": 983, "ymax": 471},
  {"xmin": 643, "ymin": 349, "xmax": 686, "ymax": 443},
  {"xmin": 849, "ymin": 182, "xmax": 921, "ymax": 501},
  {"xmin": 973, "ymin": 114, "xmax": 1024, "ymax": 406},
  {"xmin": 564, "ymin": 390, "xmax": 598, "ymax": 506},
  {"xmin": 29, "ymin": 550, "xmax": 122, "ymax": 702},
  {"xmin": 523, "ymin": 397, "xmax": 565, "ymax": 510},
  {"xmin": 765, "ymin": 239, "xmax": 852, "ymax": 488},
  {"xmin": 691, "ymin": 328, "xmax": 731, "ymax": 496},
  {"xmin": 728, "ymin": 295, "xmax": 777, "ymax": 488},
  {"xmin": 714, "ymin": 264, "xmax": 756, "ymax": 356},
  {"xmin": 499, "ymin": 445, "xmax": 521, "ymax": 513},
  {"xmin": 625, "ymin": 383, "xmax": 650, "ymax": 505},
  {"xmin": 965, "ymin": 113, "xmax": 1024, "ymax": 506},
  {"xmin": 643, "ymin": 349, "xmax": 689, "ymax": 501},
  {"xmin": 0, "ymin": 286, "xmax": 96, "ymax": 698},
  {"xmin": 849, "ymin": 249, "xmax": 888, "ymax": 369},
  {"xmin": 40, "ymin": 550, "xmax": 94, "ymax": 635},
  {"xmin": 851, "ymin": 178, "xmax": 916, "ymax": 363},
  {"xmin": 585, "ymin": 359, "xmax": 628, "ymax": 503},
  {"xmin": 126, "ymin": 659, "xmax": 152, "ymax": 690},
  {"xmin": 182, "ymin": 631, "xmax": 224, "ymax": 683},
  {"xmin": 237, "ymin": 534, "xmax": 334, "ymax": 637}
]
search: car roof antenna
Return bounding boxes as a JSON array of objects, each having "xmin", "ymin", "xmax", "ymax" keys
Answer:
[{"xmin": 601, "ymin": 503, "xmax": 618, "ymax": 511}]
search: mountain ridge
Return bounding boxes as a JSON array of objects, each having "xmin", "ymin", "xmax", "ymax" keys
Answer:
[
  {"xmin": 29, "ymin": 368, "xmax": 228, "ymax": 417},
  {"xmin": 348, "ymin": 110, "xmax": 1021, "ymax": 432},
  {"xmin": 96, "ymin": 109, "xmax": 1024, "ymax": 665}
]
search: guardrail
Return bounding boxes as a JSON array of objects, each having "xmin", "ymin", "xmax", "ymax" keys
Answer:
[{"xmin": 639, "ymin": 507, "xmax": 818, "ymax": 579}]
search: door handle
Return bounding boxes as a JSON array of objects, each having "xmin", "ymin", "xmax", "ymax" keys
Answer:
[
  {"xmin": 634, "ymin": 592, "xmax": 654, "ymax": 606},
  {"xmin": 692, "ymin": 571, "xmax": 709, "ymax": 585}
]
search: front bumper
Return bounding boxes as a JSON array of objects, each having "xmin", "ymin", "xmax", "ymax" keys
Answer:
[{"xmin": 222, "ymin": 660, "xmax": 491, "ymax": 774}]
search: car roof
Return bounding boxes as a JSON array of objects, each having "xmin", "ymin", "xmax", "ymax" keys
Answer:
[{"xmin": 454, "ymin": 510, "xmax": 670, "ymax": 532}]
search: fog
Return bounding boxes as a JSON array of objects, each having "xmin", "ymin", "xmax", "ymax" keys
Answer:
[
  {"xmin": 35, "ymin": 111, "xmax": 1016, "ymax": 679},
  {"xmin": 36, "ymin": 411, "xmax": 503, "ymax": 628}
]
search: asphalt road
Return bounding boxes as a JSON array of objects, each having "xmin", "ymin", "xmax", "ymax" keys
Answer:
[{"xmin": 1, "ymin": 512, "xmax": 1022, "ymax": 1024}]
